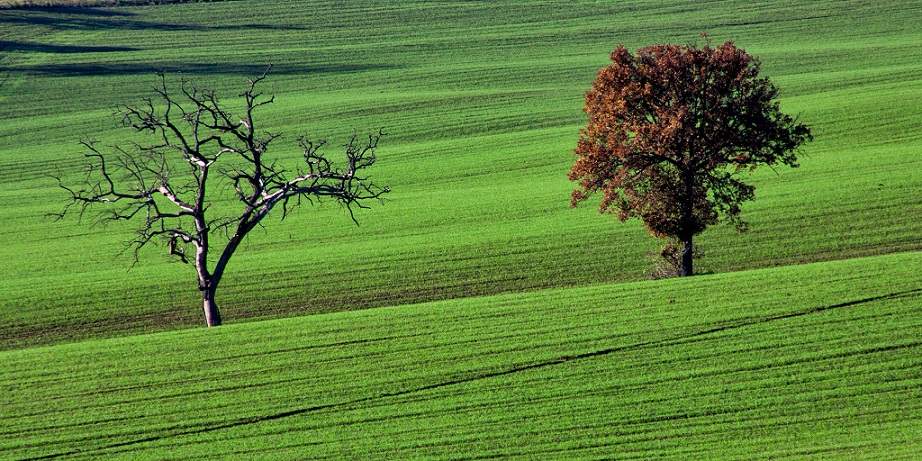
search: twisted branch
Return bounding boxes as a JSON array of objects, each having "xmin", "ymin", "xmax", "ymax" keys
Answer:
[{"xmin": 56, "ymin": 68, "xmax": 389, "ymax": 321}]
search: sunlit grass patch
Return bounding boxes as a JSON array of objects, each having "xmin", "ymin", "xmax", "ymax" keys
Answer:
[{"xmin": 2, "ymin": 252, "xmax": 920, "ymax": 459}]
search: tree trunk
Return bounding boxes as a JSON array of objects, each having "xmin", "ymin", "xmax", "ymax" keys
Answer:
[
  {"xmin": 202, "ymin": 287, "xmax": 222, "ymax": 327},
  {"xmin": 680, "ymin": 236, "xmax": 693, "ymax": 277}
]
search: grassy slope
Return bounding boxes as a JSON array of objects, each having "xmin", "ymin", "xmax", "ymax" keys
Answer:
[
  {"xmin": 2, "ymin": 251, "xmax": 921, "ymax": 460},
  {"xmin": 0, "ymin": 0, "xmax": 918, "ymax": 348}
]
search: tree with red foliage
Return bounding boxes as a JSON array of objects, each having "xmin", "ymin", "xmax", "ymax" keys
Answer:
[{"xmin": 569, "ymin": 38, "xmax": 811, "ymax": 276}]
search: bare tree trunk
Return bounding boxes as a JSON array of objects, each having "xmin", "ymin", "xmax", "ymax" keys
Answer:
[
  {"xmin": 202, "ymin": 287, "xmax": 222, "ymax": 327},
  {"xmin": 680, "ymin": 236, "xmax": 693, "ymax": 277},
  {"xmin": 678, "ymin": 169, "xmax": 695, "ymax": 277}
]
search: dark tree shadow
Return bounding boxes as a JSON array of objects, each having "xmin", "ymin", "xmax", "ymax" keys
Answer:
[
  {"xmin": 0, "ymin": 39, "xmax": 138, "ymax": 53},
  {"xmin": 0, "ymin": 7, "xmax": 308, "ymax": 31},
  {"xmin": 11, "ymin": 62, "xmax": 398, "ymax": 77}
]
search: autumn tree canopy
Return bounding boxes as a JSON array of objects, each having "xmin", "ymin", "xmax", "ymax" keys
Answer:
[{"xmin": 569, "ymin": 38, "xmax": 811, "ymax": 276}]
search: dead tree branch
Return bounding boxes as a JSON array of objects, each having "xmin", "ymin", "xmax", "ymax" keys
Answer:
[{"xmin": 56, "ymin": 68, "xmax": 389, "ymax": 326}]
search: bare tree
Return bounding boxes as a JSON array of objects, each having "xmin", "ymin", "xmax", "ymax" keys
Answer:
[{"xmin": 56, "ymin": 69, "xmax": 389, "ymax": 326}]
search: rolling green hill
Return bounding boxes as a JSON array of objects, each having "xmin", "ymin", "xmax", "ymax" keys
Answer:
[
  {"xmin": 0, "ymin": 0, "xmax": 918, "ymax": 347},
  {"xmin": 2, "ymin": 252, "xmax": 920, "ymax": 459},
  {"xmin": 2, "ymin": 1, "xmax": 921, "ymax": 458}
]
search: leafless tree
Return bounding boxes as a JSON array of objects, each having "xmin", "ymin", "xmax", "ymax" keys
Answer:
[{"xmin": 55, "ymin": 68, "xmax": 389, "ymax": 326}]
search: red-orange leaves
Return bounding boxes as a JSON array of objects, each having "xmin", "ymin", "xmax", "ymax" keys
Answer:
[{"xmin": 569, "ymin": 38, "xmax": 811, "ymax": 275}]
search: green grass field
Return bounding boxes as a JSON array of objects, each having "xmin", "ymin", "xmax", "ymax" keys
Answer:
[
  {"xmin": 1, "ymin": 0, "xmax": 921, "ymax": 458},
  {"xmin": 1, "ymin": 0, "xmax": 918, "ymax": 347},
  {"xmin": 2, "ymin": 253, "xmax": 921, "ymax": 459}
]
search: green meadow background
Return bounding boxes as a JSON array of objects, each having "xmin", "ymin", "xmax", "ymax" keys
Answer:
[
  {"xmin": 1, "ymin": 0, "xmax": 918, "ymax": 347},
  {"xmin": 1, "ymin": 0, "xmax": 921, "ymax": 458}
]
